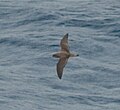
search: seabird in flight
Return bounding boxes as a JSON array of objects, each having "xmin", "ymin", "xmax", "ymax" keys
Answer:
[{"xmin": 53, "ymin": 33, "xmax": 79, "ymax": 79}]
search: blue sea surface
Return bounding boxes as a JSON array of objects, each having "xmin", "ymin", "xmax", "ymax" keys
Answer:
[{"xmin": 0, "ymin": 0, "xmax": 120, "ymax": 110}]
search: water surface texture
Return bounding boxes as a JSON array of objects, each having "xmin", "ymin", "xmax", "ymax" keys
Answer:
[{"xmin": 0, "ymin": 0, "xmax": 120, "ymax": 110}]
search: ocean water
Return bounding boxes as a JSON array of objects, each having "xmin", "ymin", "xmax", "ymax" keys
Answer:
[{"xmin": 0, "ymin": 0, "xmax": 120, "ymax": 110}]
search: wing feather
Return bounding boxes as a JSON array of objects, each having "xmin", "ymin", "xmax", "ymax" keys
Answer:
[
  {"xmin": 60, "ymin": 33, "xmax": 69, "ymax": 52},
  {"xmin": 57, "ymin": 57, "xmax": 68, "ymax": 79}
]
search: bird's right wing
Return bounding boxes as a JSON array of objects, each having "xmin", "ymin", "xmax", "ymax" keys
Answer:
[
  {"xmin": 60, "ymin": 33, "xmax": 69, "ymax": 52},
  {"xmin": 57, "ymin": 57, "xmax": 68, "ymax": 79}
]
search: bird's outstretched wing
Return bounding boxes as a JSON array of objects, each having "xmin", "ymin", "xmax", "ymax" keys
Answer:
[
  {"xmin": 57, "ymin": 57, "xmax": 68, "ymax": 79},
  {"xmin": 60, "ymin": 33, "xmax": 69, "ymax": 52}
]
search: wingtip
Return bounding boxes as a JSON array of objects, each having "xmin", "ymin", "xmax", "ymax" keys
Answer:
[
  {"xmin": 65, "ymin": 33, "xmax": 68, "ymax": 37},
  {"xmin": 57, "ymin": 74, "xmax": 62, "ymax": 79},
  {"xmin": 58, "ymin": 76, "xmax": 62, "ymax": 79}
]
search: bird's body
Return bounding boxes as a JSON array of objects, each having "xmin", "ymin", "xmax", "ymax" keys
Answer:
[
  {"xmin": 53, "ymin": 51, "xmax": 70, "ymax": 58},
  {"xmin": 53, "ymin": 33, "xmax": 79, "ymax": 79}
]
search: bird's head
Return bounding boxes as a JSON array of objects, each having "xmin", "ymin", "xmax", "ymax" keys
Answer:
[{"xmin": 70, "ymin": 53, "xmax": 79, "ymax": 57}]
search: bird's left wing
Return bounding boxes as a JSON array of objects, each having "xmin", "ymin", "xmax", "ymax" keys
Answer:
[{"xmin": 60, "ymin": 33, "xmax": 69, "ymax": 52}]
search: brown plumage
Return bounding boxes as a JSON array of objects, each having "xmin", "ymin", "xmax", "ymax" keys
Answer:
[{"xmin": 53, "ymin": 33, "xmax": 79, "ymax": 79}]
